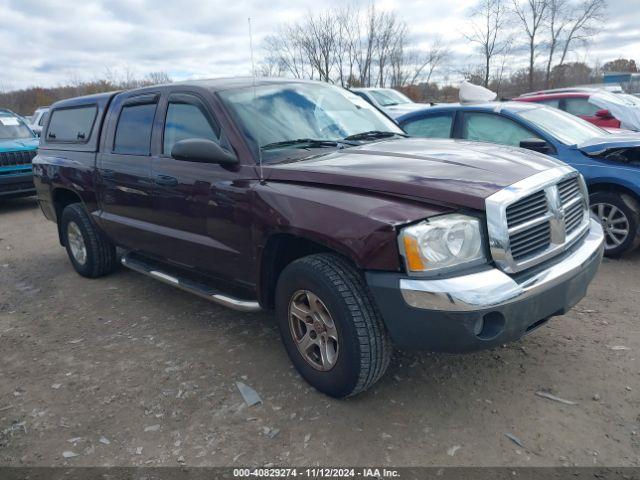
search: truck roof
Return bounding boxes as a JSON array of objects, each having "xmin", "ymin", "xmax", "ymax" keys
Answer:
[{"xmin": 49, "ymin": 77, "xmax": 322, "ymax": 111}]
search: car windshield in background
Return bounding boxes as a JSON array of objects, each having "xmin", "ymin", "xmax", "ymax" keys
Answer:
[
  {"xmin": 0, "ymin": 114, "xmax": 33, "ymax": 140},
  {"xmin": 219, "ymin": 83, "xmax": 403, "ymax": 160},
  {"xmin": 368, "ymin": 89, "xmax": 412, "ymax": 106},
  {"xmin": 517, "ymin": 106, "xmax": 607, "ymax": 146}
]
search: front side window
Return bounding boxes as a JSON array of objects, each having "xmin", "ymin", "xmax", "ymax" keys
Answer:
[
  {"xmin": 403, "ymin": 113, "xmax": 453, "ymax": 138},
  {"xmin": 114, "ymin": 102, "xmax": 157, "ymax": 155},
  {"xmin": 462, "ymin": 112, "xmax": 538, "ymax": 147},
  {"xmin": 46, "ymin": 106, "xmax": 96, "ymax": 142},
  {"xmin": 0, "ymin": 113, "xmax": 34, "ymax": 140},
  {"xmin": 563, "ymin": 97, "xmax": 600, "ymax": 117},
  {"xmin": 163, "ymin": 101, "xmax": 219, "ymax": 155}
]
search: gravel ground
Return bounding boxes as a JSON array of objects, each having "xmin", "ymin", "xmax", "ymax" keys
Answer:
[{"xmin": 0, "ymin": 197, "xmax": 639, "ymax": 467}]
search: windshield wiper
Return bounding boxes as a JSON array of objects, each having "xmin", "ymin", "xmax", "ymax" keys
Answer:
[
  {"xmin": 261, "ymin": 138, "xmax": 355, "ymax": 151},
  {"xmin": 343, "ymin": 130, "xmax": 408, "ymax": 141}
]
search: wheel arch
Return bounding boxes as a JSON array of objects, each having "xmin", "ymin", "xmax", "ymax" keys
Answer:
[
  {"xmin": 52, "ymin": 188, "xmax": 84, "ymax": 246},
  {"xmin": 587, "ymin": 181, "xmax": 640, "ymax": 210},
  {"xmin": 258, "ymin": 233, "xmax": 354, "ymax": 309}
]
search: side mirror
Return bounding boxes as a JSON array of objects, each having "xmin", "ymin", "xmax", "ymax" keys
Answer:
[
  {"xmin": 595, "ymin": 109, "xmax": 613, "ymax": 119},
  {"xmin": 171, "ymin": 138, "xmax": 238, "ymax": 166},
  {"xmin": 520, "ymin": 138, "xmax": 553, "ymax": 154}
]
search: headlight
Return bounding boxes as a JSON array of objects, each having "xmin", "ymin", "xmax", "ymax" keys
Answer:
[{"xmin": 398, "ymin": 213, "xmax": 486, "ymax": 274}]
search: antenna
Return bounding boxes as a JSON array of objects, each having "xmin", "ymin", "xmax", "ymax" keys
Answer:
[
  {"xmin": 248, "ymin": 17, "xmax": 264, "ymax": 182},
  {"xmin": 248, "ymin": 17, "xmax": 256, "ymax": 82}
]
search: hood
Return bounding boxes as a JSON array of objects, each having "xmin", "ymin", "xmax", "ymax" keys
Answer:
[
  {"xmin": 0, "ymin": 137, "xmax": 39, "ymax": 153},
  {"xmin": 266, "ymin": 138, "xmax": 563, "ymax": 210},
  {"xmin": 577, "ymin": 133, "xmax": 640, "ymax": 155}
]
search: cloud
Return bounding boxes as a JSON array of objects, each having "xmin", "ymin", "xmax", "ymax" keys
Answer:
[{"xmin": 0, "ymin": 0, "xmax": 638, "ymax": 91}]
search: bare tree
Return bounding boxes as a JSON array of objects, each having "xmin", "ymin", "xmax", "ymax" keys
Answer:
[
  {"xmin": 556, "ymin": 0, "xmax": 607, "ymax": 68},
  {"xmin": 465, "ymin": 0, "xmax": 511, "ymax": 87},
  {"xmin": 545, "ymin": 0, "xmax": 606, "ymax": 87},
  {"xmin": 512, "ymin": 0, "xmax": 549, "ymax": 90},
  {"xmin": 374, "ymin": 10, "xmax": 405, "ymax": 87},
  {"xmin": 260, "ymin": 4, "xmax": 444, "ymax": 89},
  {"xmin": 146, "ymin": 72, "xmax": 172, "ymax": 85},
  {"xmin": 263, "ymin": 25, "xmax": 308, "ymax": 79}
]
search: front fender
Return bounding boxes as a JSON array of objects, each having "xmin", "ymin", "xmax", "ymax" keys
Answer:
[{"xmin": 251, "ymin": 181, "xmax": 453, "ymax": 271}]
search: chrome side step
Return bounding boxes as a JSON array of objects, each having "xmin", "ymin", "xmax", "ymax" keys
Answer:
[{"xmin": 120, "ymin": 254, "xmax": 261, "ymax": 313}]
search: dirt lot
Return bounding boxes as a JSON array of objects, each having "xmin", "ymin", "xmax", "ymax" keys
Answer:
[{"xmin": 0, "ymin": 197, "xmax": 639, "ymax": 467}]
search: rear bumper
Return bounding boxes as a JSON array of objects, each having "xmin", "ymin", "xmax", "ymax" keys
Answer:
[
  {"xmin": 0, "ymin": 170, "xmax": 35, "ymax": 198},
  {"xmin": 366, "ymin": 218, "xmax": 604, "ymax": 352}
]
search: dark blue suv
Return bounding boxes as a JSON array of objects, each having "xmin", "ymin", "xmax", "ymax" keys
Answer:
[{"xmin": 398, "ymin": 101, "xmax": 640, "ymax": 256}]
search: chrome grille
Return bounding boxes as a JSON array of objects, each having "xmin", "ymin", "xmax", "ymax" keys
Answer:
[
  {"xmin": 506, "ymin": 190, "xmax": 548, "ymax": 228},
  {"xmin": 558, "ymin": 177, "xmax": 581, "ymax": 204},
  {"xmin": 486, "ymin": 167, "xmax": 591, "ymax": 274},
  {"xmin": 559, "ymin": 177, "xmax": 586, "ymax": 234},
  {"xmin": 509, "ymin": 220, "xmax": 551, "ymax": 260},
  {"xmin": 0, "ymin": 150, "xmax": 36, "ymax": 167}
]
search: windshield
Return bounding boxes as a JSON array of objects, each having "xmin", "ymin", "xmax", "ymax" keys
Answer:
[
  {"xmin": 219, "ymin": 82, "xmax": 403, "ymax": 160},
  {"xmin": 0, "ymin": 113, "xmax": 34, "ymax": 140},
  {"xmin": 368, "ymin": 89, "xmax": 413, "ymax": 106},
  {"xmin": 517, "ymin": 106, "xmax": 607, "ymax": 145}
]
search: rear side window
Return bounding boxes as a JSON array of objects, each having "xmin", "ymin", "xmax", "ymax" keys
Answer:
[
  {"xmin": 47, "ymin": 106, "xmax": 97, "ymax": 143},
  {"xmin": 114, "ymin": 101, "xmax": 157, "ymax": 155},
  {"xmin": 462, "ymin": 112, "xmax": 539, "ymax": 147},
  {"xmin": 537, "ymin": 99, "xmax": 561, "ymax": 109},
  {"xmin": 163, "ymin": 101, "xmax": 219, "ymax": 154},
  {"xmin": 403, "ymin": 113, "xmax": 453, "ymax": 138},
  {"xmin": 563, "ymin": 98, "xmax": 599, "ymax": 117}
]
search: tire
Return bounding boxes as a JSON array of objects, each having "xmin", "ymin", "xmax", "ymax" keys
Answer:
[
  {"xmin": 275, "ymin": 253, "xmax": 392, "ymax": 398},
  {"xmin": 590, "ymin": 191, "xmax": 640, "ymax": 257},
  {"xmin": 61, "ymin": 203, "xmax": 117, "ymax": 278}
]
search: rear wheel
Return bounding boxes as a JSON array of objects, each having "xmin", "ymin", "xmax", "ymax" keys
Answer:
[
  {"xmin": 590, "ymin": 192, "xmax": 640, "ymax": 257},
  {"xmin": 275, "ymin": 253, "xmax": 392, "ymax": 398},
  {"xmin": 61, "ymin": 203, "xmax": 117, "ymax": 277}
]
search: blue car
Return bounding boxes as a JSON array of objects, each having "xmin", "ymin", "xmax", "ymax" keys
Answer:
[
  {"xmin": 397, "ymin": 101, "xmax": 640, "ymax": 256},
  {"xmin": 0, "ymin": 109, "xmax": 39, "ymax": 200}
]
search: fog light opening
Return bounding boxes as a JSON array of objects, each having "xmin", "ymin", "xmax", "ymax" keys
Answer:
[{"xmin": 476, "ymin": 312, "xmax": 505, "ymax": 340}]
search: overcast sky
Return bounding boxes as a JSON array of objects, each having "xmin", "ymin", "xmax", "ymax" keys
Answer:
[{"xmin": 1, "ymin": 0, "xmax": 638, "ymax": 91}]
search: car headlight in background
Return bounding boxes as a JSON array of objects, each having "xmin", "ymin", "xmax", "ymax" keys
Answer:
[{"xmin": 399, "ymin": 213, "xmax": 486, "ymax": 274}]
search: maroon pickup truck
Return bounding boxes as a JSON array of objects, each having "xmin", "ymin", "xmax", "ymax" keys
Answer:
[{"xmin": 33, "ymin": 78, "xmax": 605, "ymax": 397}]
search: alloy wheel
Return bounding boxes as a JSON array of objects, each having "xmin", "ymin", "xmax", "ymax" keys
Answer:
[
  {"xmin": 591, "ymin": 202, "xmax": 630, "ymax": 250},
  {"xmin": 67, "ymin": 221, "xmax": 88, "ymax": 265},
  {"xmin": 288, "ymin": 290, "xmax": 339, "ymax": 371}
]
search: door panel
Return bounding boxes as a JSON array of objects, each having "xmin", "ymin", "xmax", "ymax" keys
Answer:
[
  {"xmin": 96, "ymin": 94, "xmax": 159, "ymax": 251},
  {"xmin": 150, "ymin": 92, "xmax": 255, "ymax": 281}
]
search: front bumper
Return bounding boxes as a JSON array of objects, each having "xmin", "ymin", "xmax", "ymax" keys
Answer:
[
  {"xmin": 366, "ymin": 218, "xmax": 604, "ymax": 352},
  {"xmin": 0, "ymin": 170, "xmax": 35, "ymax": 198}
]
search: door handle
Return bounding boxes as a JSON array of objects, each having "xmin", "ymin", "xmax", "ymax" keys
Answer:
[
  {"xmin": 155, "ymin": 175, "xmax": 178, "ymax": 187},
  {"xmin": 101, "ymin": 168, "xmax": 115, "ymax": 179}
]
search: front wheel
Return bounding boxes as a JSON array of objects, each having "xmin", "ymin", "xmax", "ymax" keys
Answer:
[
  {"xmin": 590, "ymin": 192, "xmax": 640, "ymax": 257},
  {"xmin": 275, "ymin": 254, "xmax": 392, "ymax": 398}
]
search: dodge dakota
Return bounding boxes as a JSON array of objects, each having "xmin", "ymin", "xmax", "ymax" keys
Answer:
[{"xmin": 33, "ymin": 78, "xmax": 605, "ymax": 397}]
